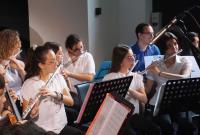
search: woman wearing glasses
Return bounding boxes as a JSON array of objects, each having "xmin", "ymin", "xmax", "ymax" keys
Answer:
[
  {"xmin": 21, "ymin": 45, "xmax": 83, "ymax": 135},
  {"xmin": 103, "ymin": 45, "xmax": 161, "ymax": 135}
]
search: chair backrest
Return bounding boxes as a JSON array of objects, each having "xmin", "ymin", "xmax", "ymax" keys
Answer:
[
  {"xmin": 93, "ymin": 60, "xmax": 112, "ymax": 81},
  {"xmin": 75, "ymin": 82, "xmax": 90, "ymax": 106}
]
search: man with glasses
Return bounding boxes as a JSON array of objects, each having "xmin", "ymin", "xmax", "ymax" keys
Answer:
[
  {"xmin": 62, "ymin": 34, "xmax": 95, "ymax": 125},
  {"xmin": 130, "ymin": 23, "xmax": 161, "ymax": 72},
  {"xmin": 62, "ymin": 34, "xmax": 95, "ymax": 94}
]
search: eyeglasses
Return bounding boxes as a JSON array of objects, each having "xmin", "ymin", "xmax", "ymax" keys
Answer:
[
  {"xmin": 44, "ymin": 60, "xmax": 57, "ymax": 65},
  {"xmin": 142, "ymin": 32, "xmax": 154, "ymax": 37},
  {"xmin": 126, "ymin": 54, "xmax": 136, "ymax": 61}
]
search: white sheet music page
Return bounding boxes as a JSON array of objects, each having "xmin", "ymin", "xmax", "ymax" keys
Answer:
[{"xmin": 86, "ymin": 94, "xmax": 130, "ymax": 135}]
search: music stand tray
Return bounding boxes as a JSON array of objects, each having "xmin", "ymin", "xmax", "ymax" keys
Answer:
[
  {"xmin": 154, "ymin": 77, "xmax": 200, "ymax": 116},
  {"xmin": 75, "ymin": 76, "xmax": 133, "ymax": 124}
]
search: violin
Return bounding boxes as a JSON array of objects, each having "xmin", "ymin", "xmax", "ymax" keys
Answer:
[{"xmin": 4, "ymin": 86, "xmax": 22, "ymax": 124}]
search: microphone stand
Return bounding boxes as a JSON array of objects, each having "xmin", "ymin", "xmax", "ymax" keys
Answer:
[
  {"xmin": 151, "ymin": 5, "xmax": 198, "ymax": 44},
  {"xmin": 150, "ymin": 17, "xmax": 177, "ymax": 44}
]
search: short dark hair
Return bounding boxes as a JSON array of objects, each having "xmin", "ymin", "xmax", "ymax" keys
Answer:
[
  {"xmin": 135, "ymin": 23, "xmax": 151, "ymax": 39},
  {"xmin": 110, "ymin": 45, "xmax": 130, "ymax": 73},
  {"xmin": 162, "ymin": 32, "xmax": 178, "ymax": 53},
  {"xmin": 188, "ymin": 32, "xmax": 199, "ymax": 42},
  {"xmin": 65, "ymin": 34, "xmax": 81, "ymax": 49}
]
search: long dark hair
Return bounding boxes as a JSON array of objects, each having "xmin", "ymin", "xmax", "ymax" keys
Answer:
[
  {"xmin": 110, "ymin": 45, "xmax": 130, "ymax": 73},
  {"xmin": 25, "ymin": 45, "xmax": 50, "ymax": 80}
]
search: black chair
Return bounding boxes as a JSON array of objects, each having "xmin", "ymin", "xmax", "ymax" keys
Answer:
[
  {"xmin": 75, "ymin": 82, "xmax": 90, "ymax": 106},
  {"xmin": 65, "ymin": 82, "xmax": 91, "ymax": 127}
]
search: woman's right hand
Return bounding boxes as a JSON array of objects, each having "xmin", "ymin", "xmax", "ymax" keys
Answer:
[{"xmin": 39, "ymin": 87, "xmax": 57, "ymax": 99}]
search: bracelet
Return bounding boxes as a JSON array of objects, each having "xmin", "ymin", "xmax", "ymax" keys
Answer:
[
  {"xmin": 60, "ymin": 93, "xmax": 63, "ymax": 101},
  {"xmin": 54, "ymin": 91, "xmax": 59, "ymax": 99},
  {"xmin": 159, "ymin": 71, "xmax": 162, "ymax": 76},
  {"xmin": 54, "ymin": 91, "xmax": 63, "ymax": 101}
]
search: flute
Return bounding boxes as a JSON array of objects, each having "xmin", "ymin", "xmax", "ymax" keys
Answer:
[
  {"xmin": 128, "ymin": 60, "xmax": 139, "ymax": 75},
  {"xmin": 139, "ymin": 49, "xmax": 183, "ymax": 75},
  {"xmin": 62, "ymin": 50, "xmax": 87, "ymax": 68}
]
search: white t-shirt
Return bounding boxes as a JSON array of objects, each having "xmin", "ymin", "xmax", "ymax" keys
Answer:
[
  {"xmin": 147, "ymin": 56, "xmax": 192, "ymax": 105},
  {"xmin": 21, "ymin": 74, "xmax": 68, "ymax": 134},
  {"xmin": 64, "ymin": 51, "xmax": 95, "ymax": 93},
  {"xmin": 7, "ymin": 68, "xmax": 22, "ymax": 96},
  {"xmin": 103, "ymin": 72, "xmax": 144, "ymax": 114}
]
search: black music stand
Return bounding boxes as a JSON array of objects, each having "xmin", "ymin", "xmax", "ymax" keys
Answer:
[
  {"xmin": 75, "ymin": 76, "xmax": 133, "ymax": 124},
  {"xmin": 153, "ymin": 77, "xmax": 200, "ymax": 116}
]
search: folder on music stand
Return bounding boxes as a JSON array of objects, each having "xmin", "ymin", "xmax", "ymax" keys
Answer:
[
  {"xmin": 86, "ymin": 92, "xmax": 134, "ymax": 135},
  {"xmin": 153, "ymin": 77, "xmax": 200, "ymax": 116},
  {"xmin": 75, "ymin": 76, "xmax": 133, "ymax": 124}
]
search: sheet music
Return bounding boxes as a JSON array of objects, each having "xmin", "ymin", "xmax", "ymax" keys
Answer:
[
  {"xmin": 87, "ymin": 94, "xmax": 130, "ymax": 135},
  {"xmin": 76, "ymin": 84, "xmax": 94, "ymax": 123}
]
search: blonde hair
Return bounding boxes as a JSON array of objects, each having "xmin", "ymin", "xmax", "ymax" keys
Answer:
[{"xmin": 0, "ymin": 29, "xmax": 21, "ymax": 59}]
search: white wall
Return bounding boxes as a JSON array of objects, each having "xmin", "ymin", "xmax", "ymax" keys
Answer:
[
  {"xmin": 28, "ymin": 0, "xmax": 88, "ymax": 50},
  {"xmin": 88, "ymin": 0, "xmax": 152, "ymax": 69},
  {"xmin": 118, "ymin": 0, "xmax": 152, "ymax": 44},
  {"xmin": 28, "ymin": 0, "xmax": 152, "ymax": 70},
  {"xmin": 88, "ymin": 0, "xmax": 120, "ymax": 69}
]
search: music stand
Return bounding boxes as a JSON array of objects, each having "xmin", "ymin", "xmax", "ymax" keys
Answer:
[
  {"xmin": 75, "ymin": 76, "xmax": 133, "ymax": 124},
  {"xmin": 153, "ymin": 77, "xmax": 200, "ymax": 116}
]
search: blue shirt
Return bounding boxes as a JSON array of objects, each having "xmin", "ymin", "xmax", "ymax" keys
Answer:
[{"xmin": 131, "ymin": 42, "xmax": 160, "ymax": 72}]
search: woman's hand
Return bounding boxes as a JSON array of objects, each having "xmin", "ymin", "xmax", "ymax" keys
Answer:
[
  {"xmin": 147, "ymin": 64, "xmax": 160, "ymax": 75},
  {"xmin": 28, "ymin": 98, "xmax": 39, "ymax": 119},
  {"xmin": 61, "ymin": 69, "xmax": 70, "ymax": 79},
  {"xmin": 8, "ymin": 89, "xmax": 18, "ymax": 102},
  {"xmin": 39, "ymin": 87, "xmax": 57, "ymax": 99},
  {"xmin": 9, "ymin": 58, "xmax": 24, "ymax": 70}
]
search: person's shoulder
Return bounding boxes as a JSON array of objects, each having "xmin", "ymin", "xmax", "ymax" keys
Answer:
[
  {"xmin": 149, "ymin": 44, "xmax": 159, "ymax": 49},
  {"xmin": 148, "ymin": 44, "xmax": 160, "ymax": 54},
  {"xmin": 23, "ymin": 76, "xmax": 39, "ymax": 85},
  {"xmin": 130, "ymin": 43, "xmax": 138, "ymax": 49},
  {"xmin": 178, "ymin": 56, "xmax": 191, "ymax": 64},
  {"xmin": 103, "ymin": 72, "xmax": 118, "ymax": 81},
  {"xmin": 130, "ymin": 72, "xmax": 143, "ymax": 80},
  {"xmin": 82, "ymin": 51, "xmax": 94, "ymax": 59}
]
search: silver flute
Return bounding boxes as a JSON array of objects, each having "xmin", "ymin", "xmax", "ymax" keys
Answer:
[
  {"xmin": 128, "ymin": 60, "xmax": 139, "ymax": 75},
  {"xmin": 139, "ymin": 49, "xmax": 183, "ymax": 75}
]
